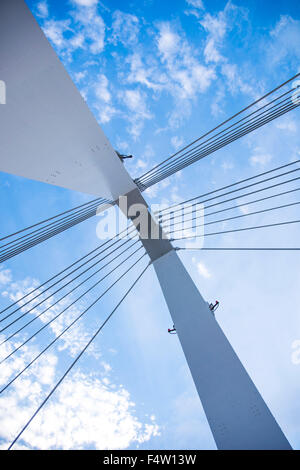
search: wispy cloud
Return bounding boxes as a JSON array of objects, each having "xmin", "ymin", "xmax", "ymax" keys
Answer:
[
  {"xmin": 0, "ymin": 266, "xmax": 160, "ymax": 449},
  {"xmin": 196, "ymin": 261, "xmax": 212, "ymax": 279},
  {"xmin": 36, "ymin": 1, "xmax": 49, "ymax": 18},
  {"xmin": 186, "ymin": 0, "xmax": 205, "ymax": 9},
  {"xmin": 0, "ymin": 267, "xmax": 12, "ymax": 285},
  {"xmin": 111, "ymin": 11, "xmax": 140, "ymax": 46},
  {"xmin": 120, "ymin": 89, "xmax": 153, "ymax": 139},
  {"xmin": 268, "ymin": 15, "xmax": 300, "ymax": 67},
  {"xmin": 250, "ymin": 148, "xmax": 272, "ymax": 166},
  {"xmin": 42, "ymin": 19, "xmax": 71, "ymax": 49},
  {"xmin": 0, "ymin": 347, "xmax": 159, "ymax": 449}
]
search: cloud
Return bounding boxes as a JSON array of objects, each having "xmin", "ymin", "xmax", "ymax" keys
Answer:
[
  {"xmin": 69, "ymin": 32, "xmax": 85, "ymax": 49},
  {"xmin": 95, "ymin": 74, "xmax": 111, "ymax": 103},
  {"xmin": 71, "ymin": 4, "xmax": 105, "ymax": 54},
  {"xmin": 157, "ymin": 23, "xmax": 180, "ymax": 62},
  {"xmin": 111, "ymin": 11, "xmax": 140, "ymax": 46},
  {"xmin": 0, "ymin": 268, "xmax": 160, "ymax": 450},
  {"xmin": 184, "ymin": 0, "xmax": 205, "ymax": 19},
  {"xmin": 72, "ymin": 0, "xmax": 99, "ymax": 6},
  {"xmin": 1, "ymin": 271, "xmax": 101, "ymax": 359},
  {"xmin": 238, "ymin": 204, "xmax": 250, "ymax": 215},
  {"xmin": 122, "ymin": 90, "xmax": 151, "ymax": 118},
  {"xmin": 42, "ymin": 19, "xmax": 71, "ymax": 49},
  {"xmin": 250, "ymin": 150, "xmax": 272, "ymax": 166},
  {"xmin": 198, "ymin": 2, "xmax": 257, "ymax": 103},
  {"xmin": 276, "ymin": 117, "xmax": 297, "ymax": 133},
  {"xmin": 0, "ymin": 268, "xmax": 12, "ymax": 285},
  {"xmin": 92, "ymin": 75, "xmax": 117, "ymax": 124},
  {"xmin": 0, "ymin": 349, "xmax": 160, "ymax": 449},
  {"xmin": 120, "ymin": 89, "xmax": 152, "ymax": 139},
  {"xmin": 36, "ymin": 1, "xmax": 49, "ymax": 18},
  {"xmin": 97, "ymin": 104, "xmax": 117, "ymax": 124},
  {"xmin": 171, "ymin": 136, "xmax": 184, "ymax": 150},
  {"xmin": 221, "ymin": 161, "xmax": 234, "ymax": 171},
  {"xmin": 120, "ymin": 22, "xmax": 217, "ymax": 128},
  {"xmin": 196, "ymin": 262, "xmax": 212, "ymax": 279},
  {"xmin": 74, "ymin": 71, "xmax": 87, "ymax": 82},
  {"xmin": 126, "ymin": 53, "xmax": 163, "ymax": 91},
  {"xmin": 186, "ymin": 0, "xmax": 205, "ymax": 9},
  {"xmin": 199, "ymin": 2, "xmax": 249, "ymax": 63},
  {"xmin": 268, "ymin": 15, "xmax": 300, "ymax": 66},
  {"xmin": 156, "ymin": 22, "xmax": 216, "ymax": 98},
  {"xmin": 200, "ymin": 9, "xmax": 228, "ymax": 64},
  {"xmin": 221, "ymin": 63, "xmax": 257, "ymax": 97},
  {"xmin": 40, "ymin": 1, "xmax": 105, "ymax": 57},
  {"xmin": 155, "ymin": 22, "xmax": 216, "ymax": 126}
]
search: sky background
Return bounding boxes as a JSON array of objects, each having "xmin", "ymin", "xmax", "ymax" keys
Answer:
[{"xmin": 0, "ymin": 0, "xmax": 300, "ymax": 450}]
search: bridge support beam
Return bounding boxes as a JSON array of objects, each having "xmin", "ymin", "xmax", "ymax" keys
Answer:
[{"xmin": 118, "ymin": 188, "xmax": 291, "ymax": 450}]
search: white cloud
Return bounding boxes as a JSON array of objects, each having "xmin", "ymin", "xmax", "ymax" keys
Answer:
[
  {"xmin": 203, "ymin": 37, "xmax": 224, "ymax": 64},
  {"xmin": 74, "ymin": 71, "xmax": 87, "ymax": 82},
  {"xmin": 268, "ymin": 15, "xmax": 300, "ymax": 66},
  {"xmin": 126, "ymin": 54, "xmax": 163, "ymax": 91},
  {"xmin": 157, "ymin": 23, "xmax": 180, "ymax": 62},
  {"xmin": 98, "ymin": 104, "xmax": 117, "ymax": 124},
  {"xmin": 2, "ymin": 273, "xmax": 100, "ymax": 359},
  {"xmin": 250, "ymin": 151, "xmax": 272, "ymax": 166},
  {"xmin": 0, "ymin": 268, "xmax": 160, "ymax": 450},
  {"xmin": 93, "ymin": 74, "xmax": 117, "ymax": 123},
  {"xmin": 71, "ymin": 3, "xmax": 105, "ymax": 54},
  {"xmin": 196, "ymin": 262, "xmax": 212, "ymax": 279},
  {"xmin": 72, "ymin": 0, "xmax": 99, "ymax": 6},
  {"xmin": 184, "ymin": 0, "xmax": 205, "ymax": 19},
  {"xmin": 115, "ymin": 139, "xmax": 129, "ymax": 153},
  {"xmin": 0, "ymin": 267, "xmax": 12, "ymax": 285},
  {"xmin": 198, "ymin": 3, "xmax": 257, "ymax": 103},
  {"xmin": 238, "ymin": 204, "xmax": 250, "ymax": 215},
  {"xmin": 95, "ymin": 74, "xmax": 111, "ymax": 103},
  {"xmin": 200, "ymin": 10, "xmax": 227, "ymax": 64},
  {"xmin": 43, "ymin": 19, "xmax": 71, "ymax": 49},
  {"xmin": 0, "ymin": 351, "xmax": 160, "ymax": 449},
  {"xmin": 101, "ymin": 17, "xmax": 216, "ymax": 134},
  {"xmin": 111, "ymin": 11, "xmax": 140, "ymax": 46},
  {"xmin": 276, "ymin": 118, "xmax": 297, "ymax": 133},
  {"xmin": 155, "ymin": 22, "xmax": 216, "ymax": 127},
  {"xmin": 171, "ymin": 136, "xmax": 184, "ymax": 150},
  {"xmin": 36, "ymin": 1, "xmax": 49, "ymax": 18},
  {"xmin": 159, "ymin": 23, "xmax": 216, "ymax": 97},
  {"xmin": 69, "ymin": 33, "xmax": 85, "ymax": 49},
  {"xmin": 120, "ymin": 89, "xmax": 152, "ymax": 139},
  {"xmin": 136, "ymin": 159, "xmax": 147, "ymax": 170},
  {"xmin": 221, "ymin": 63, "xmax": 257, "ymax": 98},
  {"xmin": 186, "ymin": 0, "xmax": 204, "ymax": 9},
  {"xmin": 122, "ymin": 90, "xmax": 151, "ymax": 118},
  {"xmin": 221, "ymin": 161, "xmax": 234, "ymax": 171}
]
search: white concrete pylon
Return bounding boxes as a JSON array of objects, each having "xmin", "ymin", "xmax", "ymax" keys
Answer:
[{"xmin": 119, "ymin": 188, "xmax": 292, "ymax": 450}]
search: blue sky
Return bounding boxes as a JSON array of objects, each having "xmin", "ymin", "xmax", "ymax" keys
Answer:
[{"xmin": 0, "ymin": 0, "xmax": 300, "ymax": 450}]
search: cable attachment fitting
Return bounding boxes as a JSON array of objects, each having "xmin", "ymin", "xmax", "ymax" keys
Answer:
[
  {"xmin": 168, "ymin": 325, "xmax": 177, "ymax": 335},
  {"xmin": 209, "ymin": 300, "xmax": 220, "ymax": 314}
]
